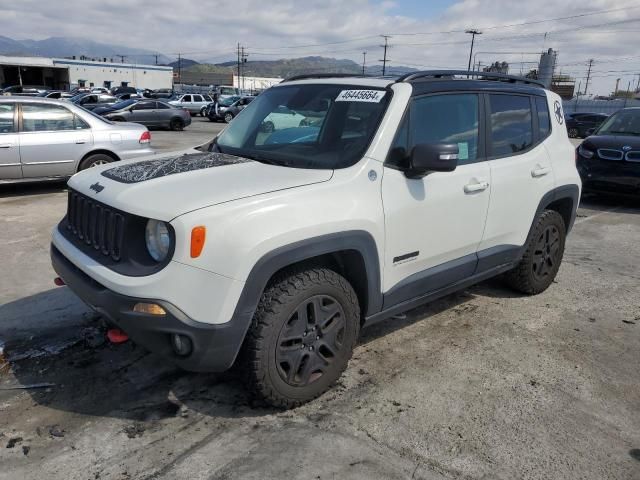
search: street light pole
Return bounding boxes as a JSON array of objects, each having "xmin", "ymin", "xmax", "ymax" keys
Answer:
[
  {"xmin": 362, "ymin": 51, "xmax": 367, "ymax": 76},
  {"xmin": 465, "ymin": 29, "xmax": 482, "ymax": 75}
]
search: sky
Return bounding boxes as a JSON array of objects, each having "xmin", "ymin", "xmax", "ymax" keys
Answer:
[{"xmin": 2, "ymin": 0, "xmax": 640, "ymax": 96}]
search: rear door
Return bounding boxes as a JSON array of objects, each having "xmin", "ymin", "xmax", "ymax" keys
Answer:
[
  {"xmin": 18, "ymin": 103, "xmax": 93, "ymax": 178},
  {"xmin": 478, "ymin": 93, "xmax": 555, "ymax": 262},
  {"xmin": 0, "ymin": 103, "xmax": 22, "ymax": 179}
]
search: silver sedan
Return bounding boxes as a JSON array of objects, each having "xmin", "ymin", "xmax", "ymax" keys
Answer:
[{"xmin": 0, "ymin": 97, "xmax": 154, "ymax": 182}]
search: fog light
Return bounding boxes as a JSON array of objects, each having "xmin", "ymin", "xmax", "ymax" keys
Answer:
[
  {"xmin": 133, "ymin": 302, "xmax": 166, "ymax": 315},
  {"xmin": 171, "ymin": 334, "xmax": 193, "ymax": 357}
]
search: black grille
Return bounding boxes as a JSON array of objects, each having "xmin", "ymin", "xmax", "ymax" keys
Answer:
[{"xmin": 66, "ymin": 190, "xmax": 125, "ymax": 261}]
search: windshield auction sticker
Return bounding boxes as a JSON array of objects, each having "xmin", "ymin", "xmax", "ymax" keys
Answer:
[{"xmin": 335, "ymin": 90, "xmax": 386, "ymax": 103}]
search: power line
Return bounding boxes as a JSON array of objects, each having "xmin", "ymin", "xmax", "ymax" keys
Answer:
[{"xmin": 386, "ymin": 5, "xmax": 640, "ymax": 36}]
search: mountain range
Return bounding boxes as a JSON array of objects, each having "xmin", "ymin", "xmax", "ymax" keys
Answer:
[{"xmin": 0, "ymin": 36, "xmax": 172, "ymax": 64}]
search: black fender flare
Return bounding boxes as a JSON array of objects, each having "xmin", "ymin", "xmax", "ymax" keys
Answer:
[
  {"xmin": 536, "ymin": 184, "xmax": 580, "ymax": 233},
  {"xmin": 222, "ymin": 230, "xmax": 382, "ymax": 368}
]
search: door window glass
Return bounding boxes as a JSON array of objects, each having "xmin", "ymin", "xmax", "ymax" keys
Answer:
[
  {"xmin": 182, "ymin": 95, "xmax": 192, "ymax": 102},
  {"xmin": 535, "ymin": 97, "xmax": 551, "ymax": 138},
  {"xmin": 156, "ymin": 102, "xmax": 170, "ymax": 109},
  {"xmin": 489, "ymin": 94, "xmax": 533, "ymax": 156},
  {"xmin": 134, "ymin": 102, "xmax": 155, "ymax": 110},
  {"xmin": 22, "ymin": 104, "xmax": 76, "ymax": 132},
  {"xmin": 0, "ymin": 104, "xmax": 15, "ymax": 133},
  {"xmin": 193, "ymin": 95, "xmax": 204, "ymax": 102}
]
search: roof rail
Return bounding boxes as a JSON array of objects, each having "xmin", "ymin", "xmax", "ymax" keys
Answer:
[
  {"xmin": 281, "ymin": 73, "xmax": 364, "ymax": 83},
  {"xmin": 396, "ymin": 70, "xmax": 545, "ymax": 87}
]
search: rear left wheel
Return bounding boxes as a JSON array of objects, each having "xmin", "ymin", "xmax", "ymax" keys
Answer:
[
  {"xmin": 170, "ymin": 118, "xmax": 184, "ymax": 131},
  {"xmin": 243, "ymin": 268, "xmax": 360, "ymax": 409},
  {"xmin": 504, "ymin": 210, "xmax": 566, "ymax": 294},
  {"xmin": 78, "ymin": 153, "xmax": 114, "ymax": 171},
  {"xmin": 224, "ymin": 112, "xmax": 234, "ymax": 123}
]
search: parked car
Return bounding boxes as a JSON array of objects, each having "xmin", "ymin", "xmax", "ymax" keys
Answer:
[
  {"xmin": 93, "ymin": 99, "xmax": 140, "ymax": 116},
  {"xmin": 115, "ymin": 93, "xmax": 142, "ymax": 101},
  {"xmin": 168, "ymin": 93, "xmax": 214, "ymax": 116},
  {"xmin": 50, "ymin": 71, "xmax": 579, "ymax": 408},
  {"xmin": 91, "ymin": 87, "xmax": 111, "ymax": 94},
  {"xmin": 0, "ymin": 97, "xmax": 152, "ymax": 182},
  {"xmin": 260, "ymin": 105, "xmax": 308, "ymax": 133},
  {"xmin": 576, "ymin": 107, "xmax": 640, "ymax": 196},
  {"xmin": 71, "ymin": 93, "xmax": 119, "ymax": 111},
  {"xmin": 102, "ymin": 99, "xmax": 192, "ymax": 131},
  {"xmin": 150, "ymin": 88, "xmax": 174, "ymax": 99},
  {"xmin": 216, "ymin": 85, "xmax": 242, "ymax": 100},
  {"xmin": 207, "ymin": 95, "xmax": 255, "ymax": 123},
  {"xmin": 565, "ymin": 112, "xmax": 608, "ymax": 138},
  {"xmin": 2, "ymin": 85, "xmax": 49, "ymax": 96},
  {"xmin": 110, "ymin": 86, "xmax": 138, "ymax": 97},
  {"xmin": 37, "ymin": 90, "xmax": 74, "ymax": 99}
]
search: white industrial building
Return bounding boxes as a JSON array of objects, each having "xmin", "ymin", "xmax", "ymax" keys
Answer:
[{"xmin": 0, "ymin": 55, "xmax": 173, "ymax": 91}]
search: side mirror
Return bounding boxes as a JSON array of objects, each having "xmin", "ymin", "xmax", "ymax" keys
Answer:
[
  {"xmin": 405, "ymin": 143, "xmax": 459, "ymax": 179},
  {"xmin": 585, "ymin": 128, "xmax": 595, "ymax": 137}
]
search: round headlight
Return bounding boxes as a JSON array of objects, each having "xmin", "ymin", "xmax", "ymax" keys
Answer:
[{"xmin": 145, "ymin": 219, "xmax": 171, "ymax": 262}]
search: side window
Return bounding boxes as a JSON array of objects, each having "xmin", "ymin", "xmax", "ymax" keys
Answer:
[
  {"xmin": 74, "ymin": 115, "xmax": 90, "ymax": 130},
  {"xmin": 0, "ymin": 104, "xmax": 15, "ymax": 134},
  {"xmin": 535, "ymin": 97, "xmax": 551, "ymax": 139},
  {"xmin": 22, "ymin": 104, "xmax": 76, "ymax": 132},
  {"xmin": 182, "ymin": 95, "xmax": 192, "ymax": 102},
  {"xmin": 193, "ymin": 95, "xmax": 204, "ymax": 102},
  {"xmin": 155, "ymin": 102, "xmax": 169, "ymax": 109},
  {"xmin": 134, "ymin": 102, "xmax": 155, "ymax": 110},
  {"xmin": 488, "ymin": 94, "xmax": 533, "ymax": 157}
]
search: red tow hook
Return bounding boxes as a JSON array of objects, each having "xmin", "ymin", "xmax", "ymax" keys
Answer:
[
  {"xmin": 54, "ymin": 277, "xmax": 66, "ymax": 286},
  {"xmin": 107, "ymin": 329, "xmax": 129, "ymax": 344}
]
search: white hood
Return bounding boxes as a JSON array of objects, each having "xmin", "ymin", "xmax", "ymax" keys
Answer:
[{"xmin": 68, "ymin": 151, "xmax": 333, "ymax": 221}]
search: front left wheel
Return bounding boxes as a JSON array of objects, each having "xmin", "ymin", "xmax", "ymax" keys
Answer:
[{"xmin": 243, "ymin": 268, "xmax": 360, "ymax": 409}]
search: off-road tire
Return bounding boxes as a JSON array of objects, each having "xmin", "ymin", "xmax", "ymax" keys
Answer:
[
  {"xmin": 242, "ymin": 268, "xmax": 360, "ymax": 409},
  {"xmin": 78, "ymin": 153, "xmax": 114, "ymax": 171},
  {"xmin": 504, "ymin": 210, "xmax": 566, "ymax": 295}
]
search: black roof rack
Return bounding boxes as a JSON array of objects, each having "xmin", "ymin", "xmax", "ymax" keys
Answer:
[
  {"xmin": 281, "ymin": 73, "xmax": 365, "ymax": 83},
  {"xmin": 396, "ymin": 70, "xmax": 545, "ymax": 87}
]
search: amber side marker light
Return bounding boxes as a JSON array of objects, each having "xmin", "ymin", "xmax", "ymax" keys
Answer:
[
  {"xmin": 133, "ymin": 303, "xmax": 167, "ymax": 316},
  {"xmin": 190, "ymin": 226, "xmax": 206, "ymax": 258}
]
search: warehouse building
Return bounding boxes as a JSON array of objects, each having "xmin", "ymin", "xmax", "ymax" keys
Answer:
[{"xmin": 0, "ymin": 55, "xmax": 173, "ymax": 91}]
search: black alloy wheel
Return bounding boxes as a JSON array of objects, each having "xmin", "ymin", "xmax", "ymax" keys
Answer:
[
  {"xmin": 532, "ymin": 224, "xmax": 561, "ymax": 281},
  {"xmin": 275, "ymin": 295, "xmax": 346, "ymax": 387}
]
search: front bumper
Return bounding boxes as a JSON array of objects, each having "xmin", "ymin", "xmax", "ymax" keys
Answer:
[{"xmin": 51, "ymin": 245, "xmax": 248, "ymax": 372}]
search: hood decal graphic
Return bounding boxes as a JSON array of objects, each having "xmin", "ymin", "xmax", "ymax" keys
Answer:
[{"xmin": 101, "ymin": 152, "xmax": 252, "ymax": 184}]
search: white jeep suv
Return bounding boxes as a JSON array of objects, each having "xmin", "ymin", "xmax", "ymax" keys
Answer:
[{"xmin": 51, "ymin": 71, "xmax": 580, "ymax": 408}]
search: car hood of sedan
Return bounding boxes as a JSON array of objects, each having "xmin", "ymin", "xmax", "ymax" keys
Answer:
[
  {"xmin": 583, "ymin": 134, "xmax": 640, "ymax": 150},
  {"xmin": 67, "ymin": 151, "xmax": 333, "ymax": 221}
]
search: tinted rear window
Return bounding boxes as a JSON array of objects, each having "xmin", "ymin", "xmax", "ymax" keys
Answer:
[{"xmin": 489, "ymin": 94, "xmax": 533, "ymax": 156}]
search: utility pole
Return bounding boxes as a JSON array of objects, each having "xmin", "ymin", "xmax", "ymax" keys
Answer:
[
  {"xmin": 237, "ymin": 43, "xmax": 241, "ymax": 89},
  {"xmin": 635, "ymin": 73, "xmax": 640, "ymax": 92},
  {"xmin": 241, "ymin": 46, "xmax": 249, "ymax": 91},
  {"xmin": 465, "ymin": 29, "xmax": 482, "ymax": 74},
  {"xmin": 117, "ymin": 55, "xmax": 126, "ymax": 63},
  {"xmin": 362, "ymin": 51, "xmax": 367, "ymax": 76},
  {"xmin": 584, "ymin": 59, "xmax": 594, "ymax": 96},
  {"xmin": 177, "ymin": 53, "xmax": 182, "ymax": 86},
  {"xmin": 154, "ymin": 54, "xmax": 158, "ymax": 65},
  {"xmin": 615, "ymin": 78, "xmax": 621, "ymax": 96},
  {"xmin": 624, "ymin": 80, "xmax": 631, "ymax": 108},
  {"xmin": 379, "ymin": 35, "xmax": 391, "ymax": 76}
]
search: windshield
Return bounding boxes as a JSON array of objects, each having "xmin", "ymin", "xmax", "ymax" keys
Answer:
[
  {"xmin": 215, "ymin": 84, "xmax": 389, "ymax": 169},
  {"xmin": 597, "ymin": 110, "xmax": 640, "ymax": 136},
  {"xmin": 220, "ymin": 96, "xmax": 240, "ymax": 106}
]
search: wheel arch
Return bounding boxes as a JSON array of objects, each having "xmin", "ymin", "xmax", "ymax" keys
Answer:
[
  {"xmin": 77, "ymin": 150, "xmax": 120, "ymax": 172},
  {"xmin": 538, "ymin": 184, "xmax": 580, "ymax": 233}
]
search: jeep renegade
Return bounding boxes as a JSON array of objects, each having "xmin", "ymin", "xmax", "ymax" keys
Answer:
[{"xmin": 51, "ymin": 71, "xmax": 581, "ymax": 408}]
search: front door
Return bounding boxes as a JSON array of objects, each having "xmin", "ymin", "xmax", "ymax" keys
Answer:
[
  {"xmin": 129, "ymin": 101, "xmax": 158, "ymax": 125},
  {"xmin": 381, "ymin": 93, "xmax": 490, "ymax": 307},
  {"xmin": 19, "ymin": 103, "xmax": 92, "ymax": 178},
  {"xmin": 0, "ymin": 103, "xmax": 22, "ymax": 179}
]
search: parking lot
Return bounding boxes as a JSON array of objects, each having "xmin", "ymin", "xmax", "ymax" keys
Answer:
[{"xmin": 0, "ymin": 131, "xmax": 639, "ymax": 480}]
